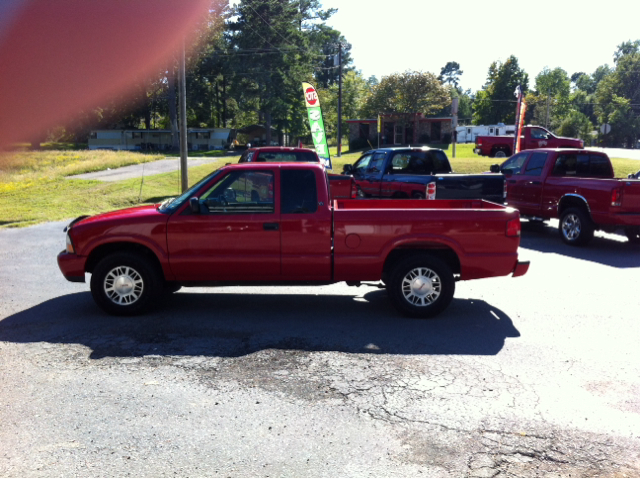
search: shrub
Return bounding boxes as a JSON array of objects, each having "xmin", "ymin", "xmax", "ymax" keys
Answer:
[{"xmin": 442, "ymin": 133, "xmax": 452, "ymax": 145}]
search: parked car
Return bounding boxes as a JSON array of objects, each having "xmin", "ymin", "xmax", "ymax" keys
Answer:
[
  {"xmin": 58, "ymin": 163, "xmax": 529, "ymax": 318},
  {"xmin": 491, "ymin": 148, "xmax": 640, "ymax": 245},
  {"xmin": 475, "ymin": 126, "xmax": 584, "ymax": 158},
  {"xmin": 238, "ymin": 146, "xmax": 354, "ymax": 200},
  {"xmin": 342, "ymin": 147, "xmax": 506, "ymax": 204}
]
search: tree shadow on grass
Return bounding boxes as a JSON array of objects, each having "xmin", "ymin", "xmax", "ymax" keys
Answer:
[{"xmin": 0, "ymin": 289, "xmax": 519, "ymax": 359}]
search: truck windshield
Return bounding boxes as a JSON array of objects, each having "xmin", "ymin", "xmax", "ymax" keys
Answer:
[
  {"xmin": 158, "ymin": 170, "xmax": 222, "ymax": 213},
  {"xmin": 389, "ymin": 150, "xmax": 450, "ymax": 174}
]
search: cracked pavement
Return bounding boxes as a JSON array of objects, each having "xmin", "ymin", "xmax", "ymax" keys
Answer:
[{"xmin": 1, "ymin": 220, "xmax": 640, "ymax": 476}]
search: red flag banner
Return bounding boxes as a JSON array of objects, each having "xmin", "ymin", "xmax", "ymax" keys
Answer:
[{"xmin": 515, "ymin": 99, "xmax": 527, "ymax": 154}]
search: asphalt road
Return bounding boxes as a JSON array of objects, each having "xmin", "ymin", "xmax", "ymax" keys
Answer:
[{"xmin": 1, "ymin": 220, "xmax": 640, "ymax": 477}]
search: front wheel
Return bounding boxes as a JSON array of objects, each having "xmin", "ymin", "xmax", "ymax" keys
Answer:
[
  {"xmin": 90, "ymin": 252, "xmax": 161, "ymax": 315},
  {"xmin": 386, "ymin": 254, "xmax": 455, "ymax": 318},
  {"xmin": 559, "ymin": 207, "xmax": 594, "ymax": 246}
]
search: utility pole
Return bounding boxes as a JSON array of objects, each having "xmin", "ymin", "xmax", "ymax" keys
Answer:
[
  {"xmin": 179, "ymin": 39, "xmax": 188, "ymax": 192},
  {"xmin": 337, "ymin": 43, "xmax": 342, "ymax": 157},
  {"xmin": 545, "ymin": 90, "xmax": 550, "ymax": 129}
]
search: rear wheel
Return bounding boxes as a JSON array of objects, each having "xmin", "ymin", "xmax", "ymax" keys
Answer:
[
  {"xmin": 559, "ymin": 207, "xmax": 594, "ymax": 246},
  {"xmin": 90, "ymin": 252, "xmax": 161, "ymax": 315},
  {"xmin": 386, "ymin": 254, "xmax": 455, "ymax": 318},
  {"xmin": 493, "ymin": 149, "xmax": 507, "ymax": 158}
]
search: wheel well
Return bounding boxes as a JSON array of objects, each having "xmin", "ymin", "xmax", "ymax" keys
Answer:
[
  {"xmin": 382, "ymin": 246, "xmax": 461, "ymax": 282},
  {"xmin": 491, "ymin": 145, "xmax": 511, "ymax": 156},
  {"xmin": 85, "ymin": 242, "xmax": 163, "ymax": 276},
  {"xmin": 558, "ymin": 196, "xmax": 591, "ymax": 217}
]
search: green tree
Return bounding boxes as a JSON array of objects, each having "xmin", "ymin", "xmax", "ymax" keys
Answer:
[
  {"xmin": 527, "ymin": 67, "xmax": 571, "ymax": 130},
  {"xmin": 472, "ymin": 55, "xmax": 528, "ymax": 125},
  {"xmin": 361, "ymin": 70, "xmax": 450, "ymax": 119},
  {"xmin": 438, "ymin": 61, "xmax": 463, "ymax": 88}
]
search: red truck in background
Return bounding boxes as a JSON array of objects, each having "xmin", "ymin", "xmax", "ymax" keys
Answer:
[
  {"xmin": 492, "ymin": 148, "xmax": 640, "ymax": 245},
  {"xmin": 475, "ymin": 126, "xmax": 584, "ymax": 158},
  {"xmin": 58, "ymin": 163, "xmax": 528, "ymax": 319},
  {"xmin": 238, "ymin": 146, "xmax": 355, "ymax": 200}
]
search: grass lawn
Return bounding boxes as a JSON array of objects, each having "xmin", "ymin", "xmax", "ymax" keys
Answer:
[{"xmin": 1, "ymin": 147, "xmax": 639, "ymax": 228}]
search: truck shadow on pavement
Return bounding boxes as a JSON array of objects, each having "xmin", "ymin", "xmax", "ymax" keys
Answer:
[
  {"xmin": 0, "ymin": 290, "xmax": 520, "ymax": 359},
  {"xmin": 520, "ymin": 220, "xmax": 640, "ymax": 268}
]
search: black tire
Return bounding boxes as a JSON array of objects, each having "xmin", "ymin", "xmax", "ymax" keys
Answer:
[
  {"xmin": 90, "ymin": 252, "xmax": 162, "ymax": 315},
  {"xmin": 164, "ymin": 282, "xmax": 182, "ymax": 294},
  {"xmin": 493, "ymin": 150, "xmax": 507, "ymax": 158},
  {"xmin": 386, "ymin": 254, "xmax": 455, "ymax": 318},
  {"xmin": 559, "ymin": 207, "xmax": 594, "ymax": 246},
  {"xmin": 411, "ymin": 191, "xmax": 425, "ymax": 199},
  {"xmin": 625, "ymin": 227, "xmax": 640, "ymax": 244}
]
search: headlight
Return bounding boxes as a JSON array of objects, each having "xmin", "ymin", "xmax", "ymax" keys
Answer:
[{"xmin": 66, "ymin": 232, "xmax": 75, "ymax": 254}]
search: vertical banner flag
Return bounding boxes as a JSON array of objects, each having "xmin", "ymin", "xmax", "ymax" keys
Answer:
[
  {"xmin": 513, "ymin": 85, "xmax": 522, "ymax": 155},
  {"xmin": 515, "ymin": 98, "xmax": 527, "ymax": 154},
  {"xmin": 302, "ymin": 82, "xmax": 331, "ymax": 169},
  {"xmin": 377, "ymin": 114, "xmax": 381, "ymax": 148}
]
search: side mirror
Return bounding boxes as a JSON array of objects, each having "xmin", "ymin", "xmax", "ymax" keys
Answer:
[
  {"xmin": 490, "ymin": 164, "xmax": 500, "ymax": 173},
  {"xmin": 342, "ymin": 164, "xmax": 353, "ymax": 174},
  {"xmin": 189, "ymin": 197, "xmax": 200, "ymax": 213}
]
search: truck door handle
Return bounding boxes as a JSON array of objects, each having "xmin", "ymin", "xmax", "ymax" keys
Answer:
[
  {"xmin": 263, "ymin": 222, "xmax": 279, "ymax": 231},
  {"xmin": 529, "ymin": 181, "xmax": 541, "ymax": 185},
  {"xmin": 508, "ymin": 180, "xmax": 516, "ymax": 184}
]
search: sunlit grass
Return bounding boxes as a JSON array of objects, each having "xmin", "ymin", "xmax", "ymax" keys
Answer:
[{"xmin": 1, "ymin": 148, "xmax": 639, "ymax": 228}]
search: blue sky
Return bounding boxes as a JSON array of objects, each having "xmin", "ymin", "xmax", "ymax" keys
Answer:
[{"xmin": 321, "ymin": 0, "xmax": 639, "ymax": 92}]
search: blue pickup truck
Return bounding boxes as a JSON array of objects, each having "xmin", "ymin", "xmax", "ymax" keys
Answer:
[{"xmin": 343, "ymin": 147, "xmax": 506, "ymax": 204}]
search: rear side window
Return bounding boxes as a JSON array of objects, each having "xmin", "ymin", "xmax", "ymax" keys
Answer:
[
  {"xmin": 523, "ymin": 152, "xmax": 548, "ymax": 176},
  {"xmin": 554, "ymin": 154, "xmax": 612, "ymax": 177},
  {"xmin": 281, "ymin": 170, "xmax": 318, "ymax": 214},
  {"xmin": 588, "ymin": 155, "xmax": 612, "ymax": 177},
  {"xmin": 389, "ymin": 150, "xmax": 449, "ymax": 174},
  {"xmin": 553, "ymin": 154, "xmax": 578, "ymax": 176}
]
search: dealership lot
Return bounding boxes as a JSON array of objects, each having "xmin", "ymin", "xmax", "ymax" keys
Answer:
[{"xmin": 1, "ymin": 220, "xmax": 639, "ymax": 477}]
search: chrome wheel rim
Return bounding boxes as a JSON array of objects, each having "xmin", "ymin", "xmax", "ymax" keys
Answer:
[
  {"xmin": 402, "ymin": 267, "xmax": 441, "ymax": 306},
  {"xmin": 104, "ymin": 266, "xmax": 144, "ymax": 305},
  {"xmin": 562, "ymin": 214, "xmax": 581, "ymax": 241}
]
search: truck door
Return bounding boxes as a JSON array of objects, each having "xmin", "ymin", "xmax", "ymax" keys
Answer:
[
  {"xmin": 516, "ymin": 151, "xmax": 549, "ymax": 215},
  {"xmin": 166, "ymin": 168, "xmax": 281, "ymax": 281},
  {"xmin": 352, "ymin": 152, "xmax": 385, "ymax": 197},
  {"xmin": 280, "ymin": 167, "xmax": 332, "ymax": 280},
  {"xmin": 501, "ymin": 152, "xmax": 529, "ymax": 207}
]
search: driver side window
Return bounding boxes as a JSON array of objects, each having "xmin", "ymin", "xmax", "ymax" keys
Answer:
[
  {"xmin": 353, "ymin": 154, "xmax": 372, "ymax": 174},
  {"xmin": 200, "ymin": 170, "xmax": 274, "ymax": 214},
  {"xmin": 531, "ymin": 128, "xmax": 548, "ymax": 140},
  {"xmin": 501, "ymin": 153, "xmax": 528, "ymax": 175}
]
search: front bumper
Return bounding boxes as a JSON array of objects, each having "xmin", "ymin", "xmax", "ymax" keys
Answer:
[
  {"xmin": 512, "ymin": 260, "xmax": 530, "ymax": 277},
  {"xmin": 57, "ymin": 250, "xmax": 86, "ymax": 282}
]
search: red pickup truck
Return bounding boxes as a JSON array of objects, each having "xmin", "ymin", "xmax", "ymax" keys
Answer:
[
  {"xmin": 492, "ymin": 148, "xmax": 640, "ymax": 245},
  {"xmin": 475, "ymin": 126, "xmax": 584, "ymax": 158},
  {"xmin": 57, "ymin": 163, "xmax": 529, "ymax": 318}
]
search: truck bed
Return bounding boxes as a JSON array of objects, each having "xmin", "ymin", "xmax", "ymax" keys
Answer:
[{"xmin": 332, "ymin": 199, "xmax": 521, "ymax": 282}]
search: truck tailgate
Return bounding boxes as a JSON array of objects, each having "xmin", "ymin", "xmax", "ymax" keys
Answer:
[
  {"xmin": 434, "ymin": 174, "xmax": 504, "ymax": 203},
  {"xmin": 621, "ymin": 180, "xmax": 640, "ymax": 212}
]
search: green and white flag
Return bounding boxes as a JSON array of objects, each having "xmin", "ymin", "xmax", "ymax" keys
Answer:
[{"xmin": 302, "ymin": 82, "xmax": 331, "ymax": 169}]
